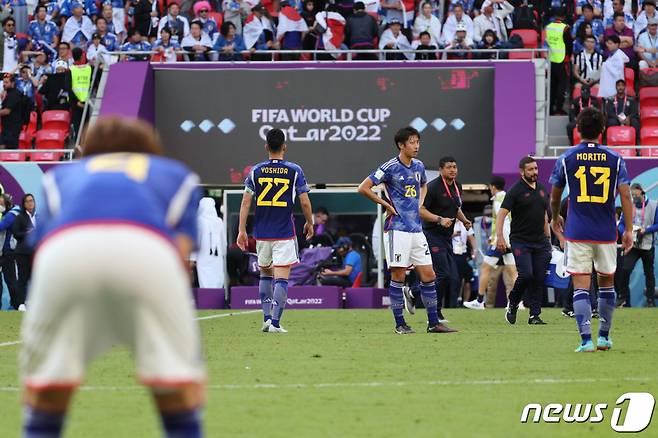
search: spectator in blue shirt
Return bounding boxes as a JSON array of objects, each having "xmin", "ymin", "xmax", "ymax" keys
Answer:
[
  {"xmin": 318, "ymin": 236, "xmax": 363, "ymax": 287},
  {"xmin": 572, "ymin": 4, "xmax": 605, "ymax": 42},
  {"xmin": 153, "ymin": 27, "xmax": 181, "ymax": 62},
  {"xmin": 121, "ymin": 28, "xmax": 152, "ymax": 60},
  {"xmin": 0, "ymin": 193, "xmax": 21, "ymax": 310},
  {"xmin": 213, "ymin": 21, "xmax": 245, "ymax": 61},
  {"xmin": 95, "ymin": 17, "xmax": 119, "ymax": 51},
  {"xmin": 28, "ymin": 50, "xmax": 54, "ymax": 82},
  {"xmin": 28, "ymin": 5, "xmax": 59, "ymax": 49},
  {"xmin": 16, "ymin": 64, "xmax": 36, "ymax": 102},
  {"xmin": 44, "ymin": 0, "xmax": 60, "ymax": 23},
  {"xmin": 576, "ymin": 0, "xmax": 602, "ymax": 17}
]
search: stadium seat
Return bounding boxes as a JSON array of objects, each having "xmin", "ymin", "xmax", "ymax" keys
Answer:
[
  {"xmin": 573, "ymin": 127, "xmax": 602, "ymax": 145},
  {"xmin": 606, "ymin": 126, "xmax": 636, "ymax": 157},
  {"xmin": 640, "ymin": 106, "xmax": 658, "ymax": 127},
  {"xmin": 510, "ymin": 29, "xmax": 539, "ymax": 48},
  {"xmin": 0, "ymin": 151, "xmax": 26, "ymax": 161},
  {"xmin": 640, "ymin": 126, "xmax": 658, "ymax": 156},
  {"xmin": 625, "ymin": 67, "xmax": 635, "ymax": 90},
  {"xmin": 18, "ymin": 130, "xmax": 32, "ymax": 150},
  {"xmin": 208, "ymin": 12, "xmax": 223, "ymax": 28},
  {"xmin": 572, "ymin": 85, "xmax": 599, "ymax": 99},
  {"xmin": 351, "ymin": 272, "xmax": 363, "ymax": 288},
  {"xmin": 33, "ymin": 129, "xmax": 66, "ymax": 161},
  {"xmin": 41, "ymin": 110, "xmax": 71, "ymax": 136},
  {"xmin": 640, "ymin": 87, "xmax": 658, "ymax": 107}
]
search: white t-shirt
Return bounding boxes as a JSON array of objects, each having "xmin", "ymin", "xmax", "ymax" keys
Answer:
[
  {"xmin": 452, "ymin": 221, "xmax": 474, "ymax": 255},
  {"xmin": 3, "ymin": 34, "xmax": 17, "ymax": 73}
]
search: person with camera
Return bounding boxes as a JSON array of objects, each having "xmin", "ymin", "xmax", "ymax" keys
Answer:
[
  {"xmin": 318, "ymin": 236, "xmax": 362, "ymax": 287},
  {"xmin": 444, "ymin": 22, "xmax": 473, "ymax": 58},
  {"xmin": 617, "ymin": 183, "xmax": 658, "ymax": 307}
]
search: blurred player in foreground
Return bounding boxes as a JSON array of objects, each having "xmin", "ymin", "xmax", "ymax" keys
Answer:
[
  {"xmin": 20, "ymin": 117, "xmax": 206, "ymax": 437},
  {"xmin": 549, "ymin": 107, "xmax": 634, "ymax": 352},
  {"xmin": 237, "ymin": 128, "xmax": 314, "ymax": 333},
  {"xmin": 358, "ymin": 127, "xmax": 456, "ymax": 334}
]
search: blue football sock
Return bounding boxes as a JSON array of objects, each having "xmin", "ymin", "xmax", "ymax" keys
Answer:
[
  {"xmin": 389, "ymin": 281, "xmax": 406, "ymax": 326},
  {"xmin": 23, "ymin": 405, "xmax": 65, "ymax": 438},
  {"xmin": 573, "ymin": 288, "xmax": 592, "ymax": 343},
  {"xmin": 271, "ymin": 279, "xmax": 289, "ymax": 328},
  {"xmin": 420, "ymin": 281, "xmax": 439, "ymax": 326},
  {"xmin": 258, "ymin": 276, "xmax": 273, "ymax": 321},
  {"xmin": 160, "ymin": 408, "xmax": 202, "ymax": 438},
  {"xmin": 598, "ymin": 286, "xmax": 616, "ymax": 339}
]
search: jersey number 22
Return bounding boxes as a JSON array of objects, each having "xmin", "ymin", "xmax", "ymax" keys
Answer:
[{"xmin": 257, "ymin": 177, "xmax": 290, "ymax": 207}]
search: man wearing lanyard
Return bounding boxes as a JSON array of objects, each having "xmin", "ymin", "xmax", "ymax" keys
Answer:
[
  {"xmin": 497, "ymin": 156, "xmax": 552, "ymax": 325},
  {"xmin": 604, "ymin": 79, "xmax": 640, "ymax": 143},
  {"xmin": 618, "ymin": 183, "xmax": 658, "ymax": 307},
  {"xmin": 421, "ymin": 156, "xmax": 472, "ymax": 320}
]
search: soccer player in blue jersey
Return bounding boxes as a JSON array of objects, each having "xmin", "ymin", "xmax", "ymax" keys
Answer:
[
  {"xmin": 20, "ymin": 118, "xmax": 205, "ymax": 438},
  {"xmin": 237, "ymin": 128, "xmax": 314, "ymax": 333},
  {"xmin": 549, "ymin": 107, "xmax": 634, "ymax": 353},
  {"xmin": 358, "ymin": 126, "xmax": 456, "ymax": 334}
]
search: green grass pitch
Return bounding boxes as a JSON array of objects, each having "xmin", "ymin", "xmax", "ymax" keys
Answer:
[{"xmin": 0, "ymin": 308, "xmax": 656, "ymax": 437}]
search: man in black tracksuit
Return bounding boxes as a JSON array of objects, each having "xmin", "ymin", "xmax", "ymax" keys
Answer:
[
  {"xmin": 497, "ymin": 156, "xmax": 552, "ymax": 325},
  {"xmin": 421, "ymin": 156, "xmax": 472, "ymax": 320}
]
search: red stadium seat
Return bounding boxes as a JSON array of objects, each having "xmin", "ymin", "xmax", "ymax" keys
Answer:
[
  {"xmin": 573, "ymin": 127, "xmax": 602, "ymax": 145},
  {"xmin": 640, "ymin": 106, "xmax": 658, "ymax": 127},
  {"xmin": 572, "ymin": 85, "xmax": 600, "ymax": 99},
  {"xmin": 510, "ymin": 29, "xmax": 539, "ymax": 48},
  {"xmin": 33, "ymin": 129, "xmax": 66, "ymax": 161},
  {"xmin": 640, "ymin": 126, "xmax": 658, "ymax": 156},
  {"xmin": 606, "ymin": 126, "xmax": 636, "ymax": 157},
  {"xmin": 351, "ymin": 272, "xmax": 363, "ymax": 288},
  {"xmin": 0, "ymin": 151, "xmax": 26, "ymax": 161},
  {"xmin": 18, "ymin": 131, "xmax": 32, "ymax": 150},
  {"xmin": 208, "ymin": 12, "xmax": 223, "ymax": 28},
  {"xmin": 625, "ymin": 67, "xmax": 635, "ymax": 90},
  {"xmin": 41, "ymin": 110, "xmax": 71, "ymax": 136},
  {"xmin": 640, "ymin": 87, "xmax": 658, "ymax": 107}
]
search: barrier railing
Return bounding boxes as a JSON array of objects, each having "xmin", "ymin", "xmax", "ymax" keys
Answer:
[{"xmin": 547, "ymin": 145, "xmax": 658, "ymax": 157}]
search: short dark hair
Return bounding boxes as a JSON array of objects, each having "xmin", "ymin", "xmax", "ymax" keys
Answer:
[
  {"xmin": 490, "ymin": 176, "xmax": 505, "ymax": 191},
  {"xmin": 616, "ymin": 79, "xmax": 626, "ymax": 86},
  {"xmin": 576, "ymin": 107, "xmax": 605, "ymax": 140},
  {"xmin": 439, "ymin": 156, "xmax": 457, "ymax": 168},
  {"xmin": 72, "ymin": 47, "xmax": 83, "ymax": 62},
  {"xmin": 606, "ymin": 34, "xmax": 621, "ymax": 45},
  {"xmin": 584, "ymin": 34, "xmax": 596, "ymax": 42},
  {"xmin": 59, "ymin": 41, "xmax": 71, "ymax": 49},
  {"xmin": 394, "ymin": 126, "xmax": 420, "ymax": 150},
  {"xmin": 127, "ymin": 28, "xmax": 141, "ymax": 39},
  {"xmin": 161, "ymin": 26, "xmax": 172, "ymax": 35},
  {"xmin": 35, "ymin": 4, "xmax": 47, "ymax": 13},
  {"xmin": 3, "ymin": 17, "xmax": 15, "ymax": 27},
  {"xmin": 21, "ymin": 193, "xmax": 34, "ymax": 211},
  {"xmin": 419, "ymin": 31, "xmax": 431, "ymax": 39},
  {"xmin": 452, "ymin": 2, "xmax": 463, "ymax": 9},
  {"xmin": 220, "ymin": 20, "xmax": 236, "ymax": 36},
  {"xmin": 582, "ymin": 3, "xmax": 593, "ymax": 11},
  {"xmin": 314, "ymin": 206, "xmax": 329, "ymax": 215},
  {"xmin": 190, "ymin": 19, "xmax": 203, "ymax": 29},
  {"xmin": 613, "ymin": 11, "xmax": 625, "ymax": 20},
  {"xmin": 555, "ymin": 6, "xmax": 567, "ymax": 17},
  {"xmin": 519, "ymin": 156, "xmax": 536, "ymax": 170},
  {"xmin": 266, "ymin": 128, "xmax": 286, "ymax": 152}
]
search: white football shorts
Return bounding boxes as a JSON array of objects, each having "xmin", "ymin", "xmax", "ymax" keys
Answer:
[
  {"xmin": 20, "ymin": 224, "xmax": 206, "ymax": 391},
  {"xmin": 256, "ymin": 238, "xmax": 299, "ymax": 268},
  {"xmin": 383, "ymin": 230, "xmax": 432, "ymax": 268},
  {"xmin": 565, "ymin": 241, "xmax": 617, "ymax": 276}
]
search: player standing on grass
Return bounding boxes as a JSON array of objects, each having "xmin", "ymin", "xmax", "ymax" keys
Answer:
[
  {"xmin": 237, "ymin": 128, "xmax": 314, "ymax": 333},
  {"xmin": 358, "ymin": 126, "xmax": 457, "ymax": 334},
  {"xmin": 20, "ymin": 117, "xmax": 206, "ymax": 438},
  {"xmin": 549, "ymin": 107, "xmax": 634, "ymax": 353}
]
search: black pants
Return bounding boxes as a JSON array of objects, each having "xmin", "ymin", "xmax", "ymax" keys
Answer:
[
  {"xmin": 319, "ymin": 275, "xmax": 352, "ymax": 287},
  {"xmin": 15, "ymin": 253, "xmax": 31, "ymax": 305},
  {"xmin": 550, "ymin": 62, "xmax": 567, "ymax": 114},
  {"xmin": 0, "ymin": 253, "xmax": 19, "ymax": 309},
  {"xmin": 566, "ymin": 120, "xmax": 576, "ymax": 145},
  {"xmin": 619, "ymin": 247, "xmax": 655, "ymax": 305},
  {"xmin": 508, "ymin": 239, "xmax": 552, "ymax": 317},
  {"xmin": 426, "ymin": 233, "xmax": 460, "ymax": 309}
]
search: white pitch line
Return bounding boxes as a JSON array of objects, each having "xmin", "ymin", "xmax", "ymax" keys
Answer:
[
  {"xmin": 0, "ymin": 310, "xmax": 260, "ymax": 348},
  {"xmin": 0, "ymin": 377, "xmax": 653, "ymax": 393}
]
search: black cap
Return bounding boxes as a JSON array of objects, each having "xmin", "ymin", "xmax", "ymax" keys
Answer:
[
  {"xmin": 92, "ymin": 32, "xmax": 100, "ymax": 39},
  {"xmin": 354, "ymin": 1, "xmax": 365, "ymax": 10},
  {"xmin": 251, "ymin": 3, "xmax": 265, "ymax": 12}
]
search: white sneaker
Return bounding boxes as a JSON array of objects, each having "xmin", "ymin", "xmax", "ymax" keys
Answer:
[
  {"xmin": 518, "ymin": 302, "xmax": 526, "ymax": 310},
  {"xmin": 268, "ymin": 324, "xmax": 288, "ymax": 333},
  {"xmin": 17, "ymin": 304, "xmax": 26, "ymax": 312},
  {"xmin": 463, "ymin": 299, "xmax": 485, "ymax": 310},
  {"xmin": 261, "ymin": 319, "xmax": 272, "ymax": 332}
]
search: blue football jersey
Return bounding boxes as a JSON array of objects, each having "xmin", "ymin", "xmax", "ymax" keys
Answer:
[
  {"xmin": 369, "ymin": 157, "xmax": 427, "ymax": 233},
  {"xmin": 549, "ymin": 142, "xmax": 630, "ymax": 243},
  {"xmin": 244, "ymin": 159, "xmax": 310, "ymax": 240},
  {"xmin": 36, "ymin": 153, "xmax": 201, "ymax": 246}
]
